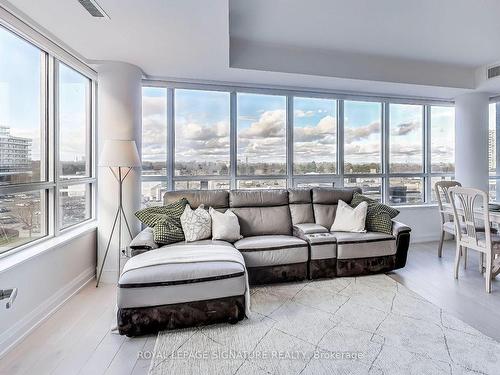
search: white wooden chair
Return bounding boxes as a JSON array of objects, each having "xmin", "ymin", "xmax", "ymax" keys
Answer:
[
  {"xmin": 435, "ymin": 180, "xmax": 462, "ymax": 258},
  {"xmin": 448, "ymin": 187, "xmax": 500, "ymax": 293}
]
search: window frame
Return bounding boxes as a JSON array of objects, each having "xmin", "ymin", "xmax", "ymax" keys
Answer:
[
  {"xmin": 0, "ymin": 22, "xmax": 96, "ymax": 257},
  {"xmin": 141, "ymin": 80, "xmax": 454, "ymax": 206},
  {"xmin": 489, "ymin": 101, "xmax": 500, "ymax": 201}
]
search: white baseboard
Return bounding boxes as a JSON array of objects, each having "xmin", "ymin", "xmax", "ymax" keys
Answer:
[
  {"xmin": 0, "ymin": 266, "xmax": 95, "ymax": 359},
  {"xmin": 96, "ymin": 269, "xmax": 120, "ymax": 285},
  {"xmin": 411, "ymin": 233, "xmax": 440, "ymax": 244}
]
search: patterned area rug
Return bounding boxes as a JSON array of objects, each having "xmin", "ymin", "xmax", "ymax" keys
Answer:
[{"xmin": 148, "ymin": 274, "xmax": 500, "ymax": 374}]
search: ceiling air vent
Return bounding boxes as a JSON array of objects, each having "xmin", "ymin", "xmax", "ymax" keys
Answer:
[
  {"xmin": 487, "ymin": 65, "xmax": 500, "ymax": 80},
  {"xmin": 78, "ymin": 0, "xmax": 110, "ymax": 19}
]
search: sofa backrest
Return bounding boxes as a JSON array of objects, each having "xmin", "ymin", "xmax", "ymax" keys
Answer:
[
  {"xmin": 163, "ymin": 190, "xmax": 229, "ymax": 209},
  {"xmin": 288, "ymin": 188, "xmax": 314, "ymax": 225},
  {"xmin": 163, "ymin": 187, "xmax": 363, "ymax": 237},
  {"xmin": 229, "ymin": 190, "xmax": 292, "ymax": 237},
  {"xmin": 312, "ymin": 187, "xmax": 361, "ymax": 229}
]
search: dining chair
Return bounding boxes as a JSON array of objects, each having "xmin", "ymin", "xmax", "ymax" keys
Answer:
[
  {"xmin": 435, "ymin": 180, "xmax": 462, "ymax": 257},
  {"xmin": 448, "ymin": 187, "xmax": 500, "ymax": 293}
]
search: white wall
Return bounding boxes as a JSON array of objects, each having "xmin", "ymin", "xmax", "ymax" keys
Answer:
[
  {"xmin": 230, "ymin": 38, "xmax": 475, "ymax": 91},
  {"xmin": 0, "ymin": 228, "xmax": 96, "ymax": 357},
  {"xmin": 97, "ymin": 62, "xmax": 143, "ymax": 284},
  {"xmin": 397, "ymin": 206, "xmax": 442, "ymax": 244},
  {"xmin": 455, "ymin": 92, "xmax": 490, "ymax": 192}
]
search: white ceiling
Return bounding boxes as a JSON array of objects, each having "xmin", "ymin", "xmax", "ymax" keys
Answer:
[
  {"xmin": 3, "ymin": 0, "xmax": 500, "ymax": 99},
  {"xmin": 230, "ymin": 0, "xmax": 500, "ymax": 67}
]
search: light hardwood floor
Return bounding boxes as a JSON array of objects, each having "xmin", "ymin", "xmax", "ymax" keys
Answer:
[{"xmin": 1, "ymin": 240, "xmax": 499, "ymax": 375}]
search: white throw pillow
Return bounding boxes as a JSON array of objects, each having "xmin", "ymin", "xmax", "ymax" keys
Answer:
[
  {"xmin": 180, "ymin": 204, "xmax": 212, "ymax": 242},
  {"xmin": 331, "ymin": 200, "xmax": 368, "ymax": 233},
  {"xmin": 209, "ymin": 207, "xmax": 242, "ymax": 242}
]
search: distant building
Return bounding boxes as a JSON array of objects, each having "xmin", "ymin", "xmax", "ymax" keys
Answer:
[{"xmin": 0, "ymin": 126, "xmax": 32, "ymax": 180}]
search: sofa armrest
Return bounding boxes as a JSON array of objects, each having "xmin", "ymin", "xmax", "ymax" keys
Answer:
[
  {"xmin": 392, "ymin": 220, "xmax": 411, "ymax": 237},
  {"xmin": 293, "ymin": 223, "xmax": 329, "ymax": 239},
  {"xmin": 128, "ymin": 227, "xmax": 158, "ymax": 257},
  {"xmin": 392, "ymin": 220, "xmax": 411, "ymax": 270}
]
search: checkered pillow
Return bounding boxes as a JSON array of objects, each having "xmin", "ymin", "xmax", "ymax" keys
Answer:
[
  {"xmin": 152, "ymin": 216, "xmax": 186, "ymax": 244},
  {"xmin": 350, "ymin": 193, "xmax": 399, "ymax": 234},
  {"xmin": 134, "ymin": 198, "xmax": 188, "ymax": 244}
]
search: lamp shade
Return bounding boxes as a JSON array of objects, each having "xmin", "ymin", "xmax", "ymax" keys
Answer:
[{"xmin": 99, "ymin": 140, "xmax": 141, "ymax": 167}]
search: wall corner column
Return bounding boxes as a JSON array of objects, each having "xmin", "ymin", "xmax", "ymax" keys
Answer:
[
  {"xmin": 454, "ymin": 92, "xmax": 490, "ymax": 193},
  {"xmin": 97, "ymin": 62, "xmax": 142, "ymax": 284}
]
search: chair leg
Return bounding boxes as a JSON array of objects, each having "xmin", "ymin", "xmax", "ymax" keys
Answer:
[
  {"xmin": 463, "ymin": 247, "xmax": 468, "ymax": 269},
  {"xmin": 438, "ymin": 231, "xmax": 445, "ymax": 257},
  {"xmin": 479, "ymin": 253, "xmax": 485, "ymax": 273},
  {"xmin": 454, "ymin": 244, "xmax": 461, "ymax": 279},
  {"xmin": 486, "ymin": 253, "xmax": 493, "ymax": 293}
]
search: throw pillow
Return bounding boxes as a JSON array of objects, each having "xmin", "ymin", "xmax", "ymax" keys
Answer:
[
  {"xmin": 135, "ymin": 198, "xmax": 188, "ymax": 227},
  {"xmin": 180, "ymin": 204, "xmax": 212, "ymax": 242},
  {"xmin": 135, "ymin": 198, "xmax": 188, "ymax": 244},
  {"xmin": 350, "ymin": 193, "xmax": 400, "ymax": 234},
  {"xmin": 209, "ymin": 207, "xmax": 242, "ymax": 242},
  {"xmin": 153, "ymin": 216, "xmax": 186, "ymax": 244},
  {"xmin": 331, "ymin": 200, "xmax": 368, "ymax": 232}
]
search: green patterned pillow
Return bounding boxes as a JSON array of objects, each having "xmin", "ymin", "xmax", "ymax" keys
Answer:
[
  {"xmin": 350, "ymin": 193, "xmax": 399, "ymax": 234},
  {"xmin": 153, "ymin": 216, "xmax": 186, "ymax": 244},
  {"xmin": 135, "ymin": 198, "xmax": 188, "ymax": 244}
]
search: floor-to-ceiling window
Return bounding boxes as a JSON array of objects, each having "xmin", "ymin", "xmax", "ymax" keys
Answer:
[
  {"xmin": 489, "ymin": 102, "xmax": 500, "ymax": 200},
  {"xmin": 141, "ymin": 83, "xmax": 454, "ymax": 206},
  {"xmin": 0, "ymin": 25, "xmax": 96, "ymax": 255}
]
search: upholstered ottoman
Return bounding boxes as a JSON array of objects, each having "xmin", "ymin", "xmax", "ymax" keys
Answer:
[{"xmin": 117, "ymin": 244, "xmax": 249, "ymax": 336}]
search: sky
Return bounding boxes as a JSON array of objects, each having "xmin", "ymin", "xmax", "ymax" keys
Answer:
[
  {"xmin": 293, "ymin": 97, "xmax": 336, "ymax": 166},
  {"xmin": 142, "ymin": 88, "xmax": 455, "ymax": 171},
  {"xmin": 0, "ymin": 26, "xmax": 88, "ymax": 165}
]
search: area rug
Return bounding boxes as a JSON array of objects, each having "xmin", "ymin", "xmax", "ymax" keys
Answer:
[{"xmin": 147, "ymin": 274, "xmax": 500, "ymax": 374}]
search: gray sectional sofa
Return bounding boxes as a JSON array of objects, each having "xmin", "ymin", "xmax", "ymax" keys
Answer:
[{"xmin": 117, "ymin": 187, "xmax": 411, "ymax": 336}]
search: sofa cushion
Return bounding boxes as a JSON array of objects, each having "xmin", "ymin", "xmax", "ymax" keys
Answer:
[
  {"xmin": 312, "ymin": 187, "xmax": 360, "ymax": 205},
  {"xmin": 288, "ymin": 188, "xmax": 312, "ymax": 204},
  {"xmin": 229, "ymin": 189, "xmax": 288, "ymax": 207},
  {"xmin": 164, "ymin": 190, "xmax": 229, "ymax": 209},
  {"xmin": 332, "ymin": 231, "xmax": 396, "ymax": 259},
  {"xmin": 234, "ymin": 235, "xmax": 308, "ymax": 267},
  {"xmin": 231, "ymin": 206, "xmax": 292, "ymax": 237},
  {"xmin": 312, "ymin": 188, "xmax": 361, "ymax": 229},
  {"xmin": 288, "ymin": 188, "xmax": 314, "ymax": 225},
  {"xmin": 163, "ymin": 239, "xmax": 234, "ymax": 248},
  {"xmin": 313, "ymin": 204, "xmax": 338, "ymax": 230},
  {"xmin": 118, "ymin": 245, "xmax": 246, "ymax": 308},
  {"xmin": 129, "ymin": 227, "xmax": 158, "ymax": 250},
  {"xmin": 289, "ymin": 203, "xmax": 315, "ymax": 225},
  {"xmin": 303, "ymin": 232, "xmax": 337, "ymax": 260}
]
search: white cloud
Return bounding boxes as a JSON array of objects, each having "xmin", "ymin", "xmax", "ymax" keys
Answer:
[
  {"xmin": 294, "ymin": 115, "xmax": 336, "ymax": 142},
  {"xmin": 391, "ymin": 121, "xmax": 420, "ymax": 136},
  {"xmin": 240, "ymin": 110, "xmax": 285, "ymax": 139},
  {"xmin": 294, "ymin": 109, "xmax": 315, "ymax": 118},
  {"xmin": 345, "ymin": 121, "xmax": 380, "ymax": 142}
]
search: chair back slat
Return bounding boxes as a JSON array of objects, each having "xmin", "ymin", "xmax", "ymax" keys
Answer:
[
  {"xmin": 448, "ymin": 187, "xmax": 491, "ymax": 252},
  {"xmin": 435, "ymin": 180, "xmax": 461, "ymax": 224}
]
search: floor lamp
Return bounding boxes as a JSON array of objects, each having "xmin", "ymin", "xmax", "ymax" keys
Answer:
[{"xmin": 96, "ymin": 140, "xmax": 141, "ymax": 287}]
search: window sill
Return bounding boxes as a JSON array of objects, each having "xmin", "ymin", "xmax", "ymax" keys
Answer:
[
  {"xmin": 0, "ymin": 221, "xmax": 98, "ymax": 274},
  {"xmin": 392, "ymin": 204, "xmax": 438, "ymax": 209}
]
